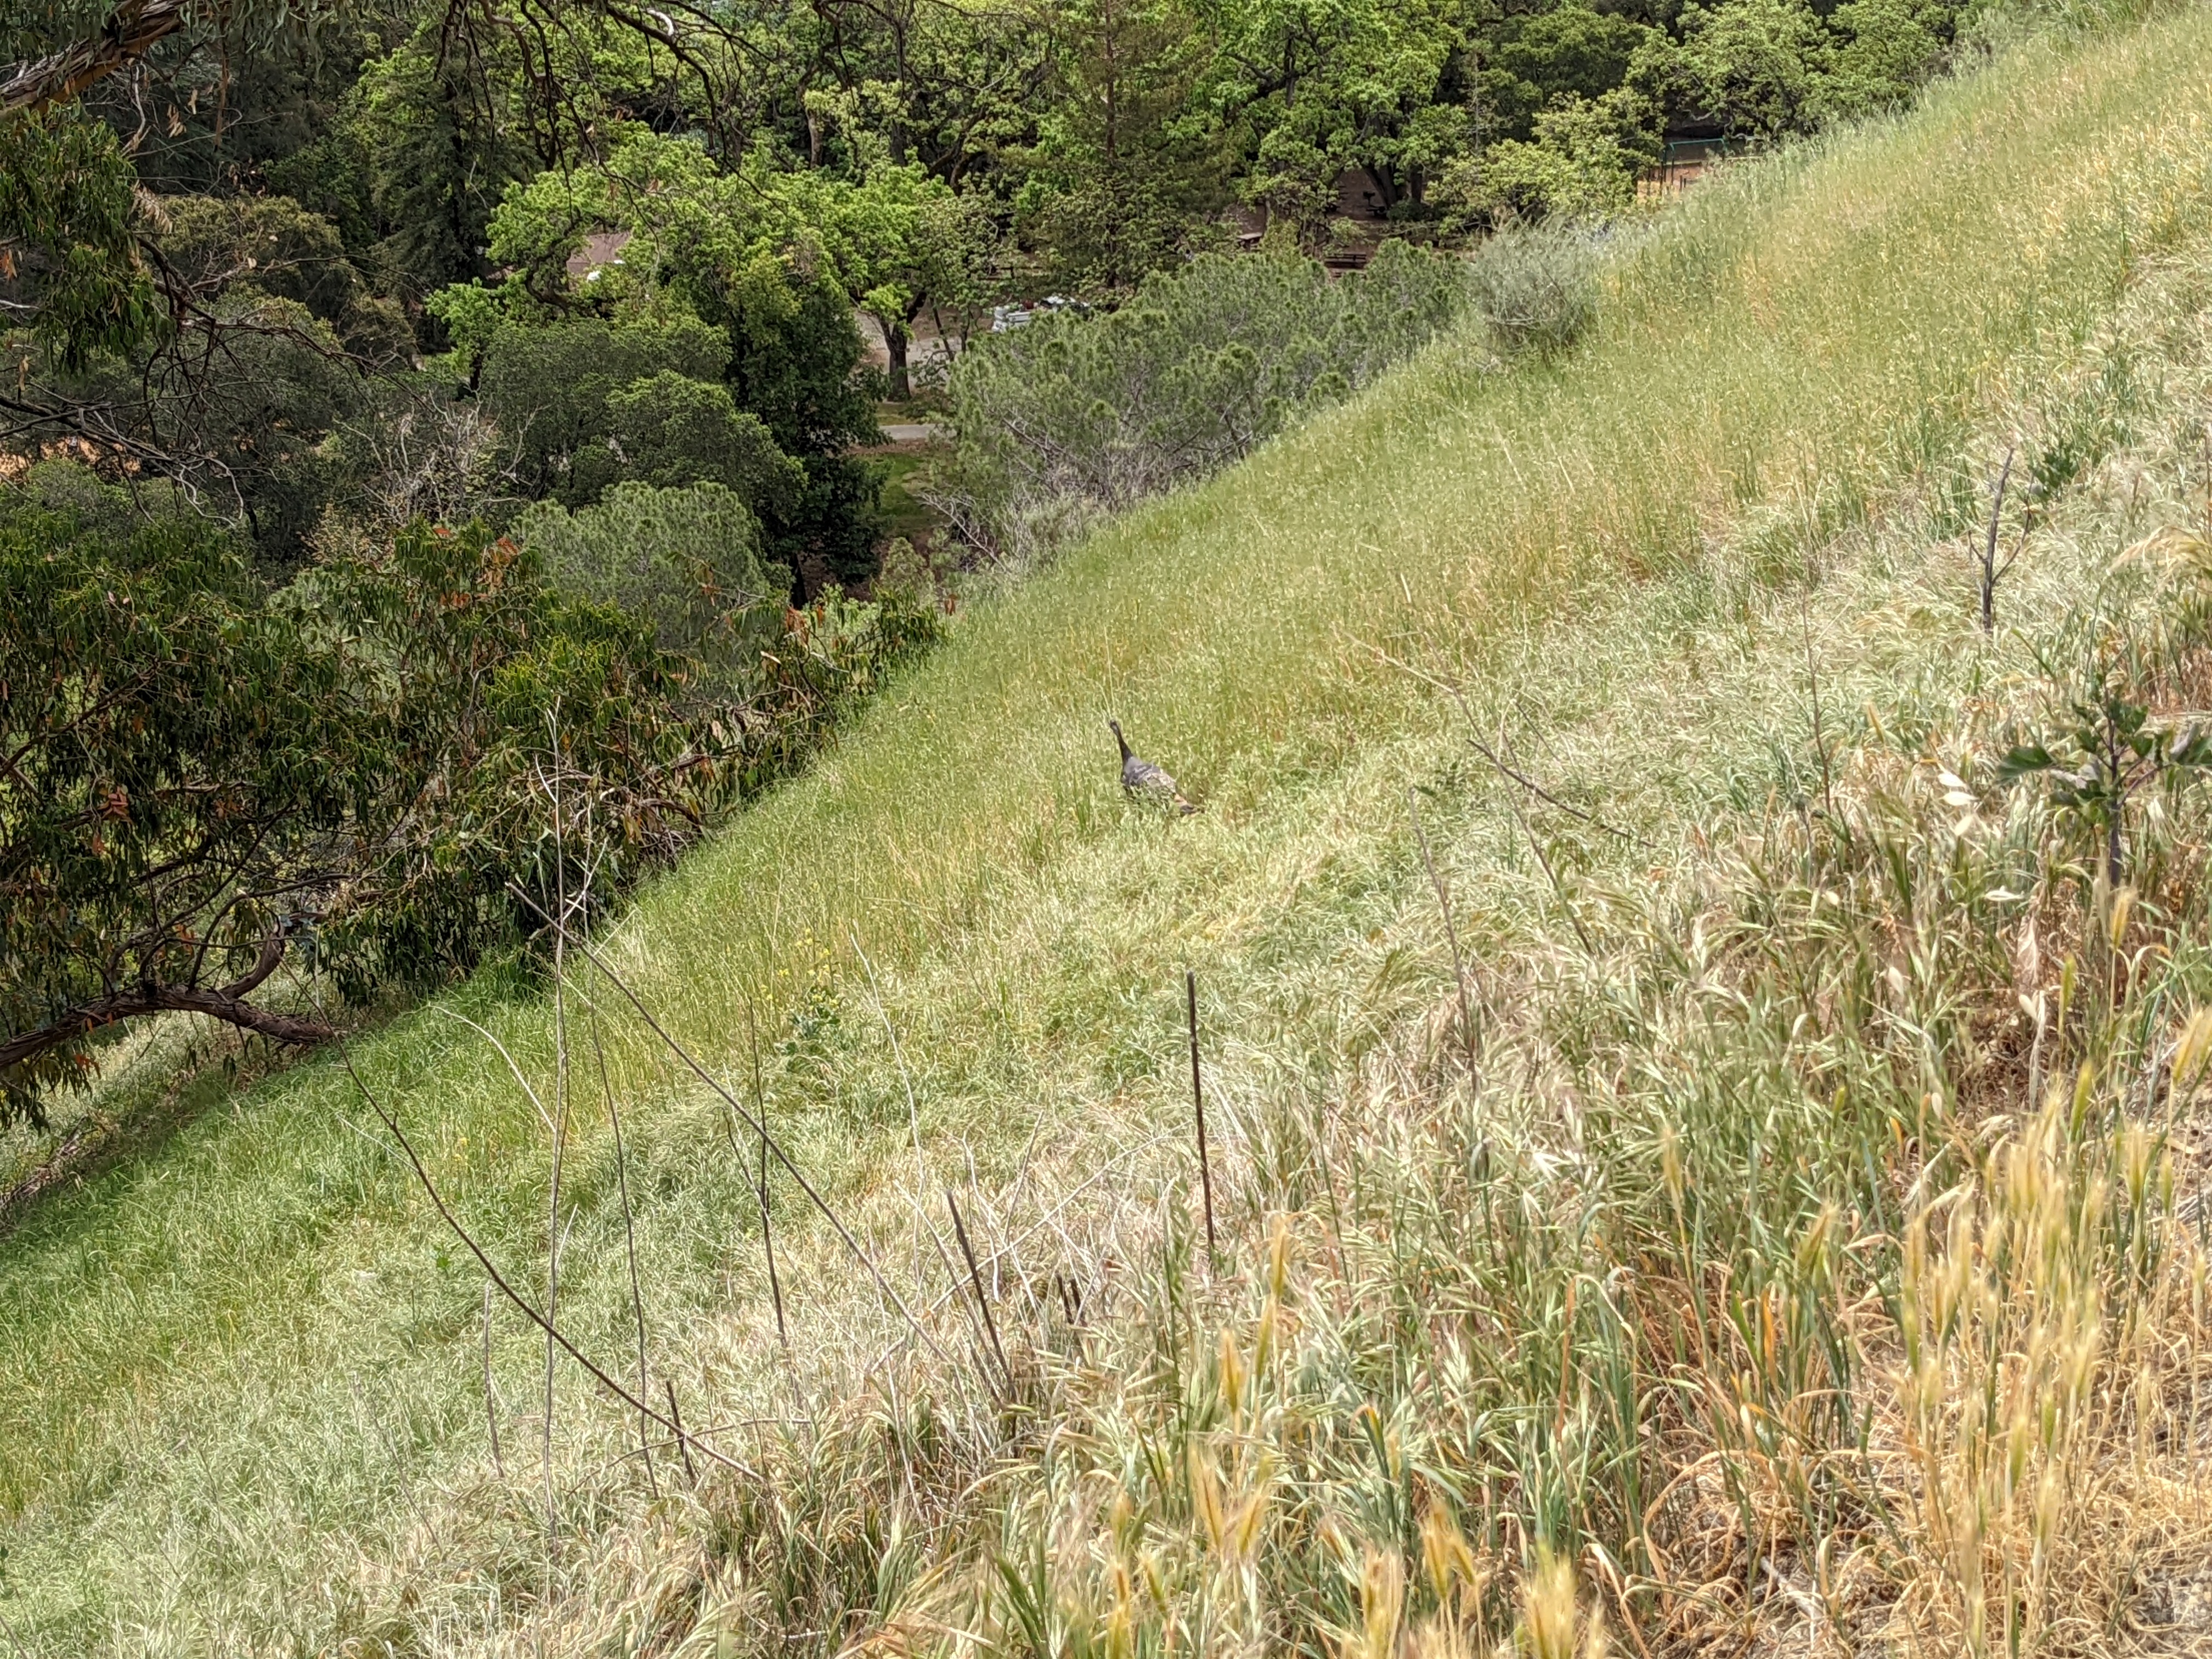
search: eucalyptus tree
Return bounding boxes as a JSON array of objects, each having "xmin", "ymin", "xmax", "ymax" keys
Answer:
[{"xmin": 0, "ymin": 473, "xmax": 782, "ymax": 1117}]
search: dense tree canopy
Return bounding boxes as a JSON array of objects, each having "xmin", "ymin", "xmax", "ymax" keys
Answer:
[
  {"xmin": 0, "ymin": 0, "xmax": 1973, "ymax": 542},
  {"xmin": 0, "ymin": 464, "xmax": 935, "ymax": 1115}
]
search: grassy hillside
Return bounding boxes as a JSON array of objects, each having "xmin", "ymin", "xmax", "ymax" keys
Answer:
[{"xmin": 9, "ymin": 10, "xmax": 2212, "ymax": 1651}]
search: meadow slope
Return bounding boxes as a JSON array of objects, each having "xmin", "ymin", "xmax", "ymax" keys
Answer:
[{"xmin": 9, "ymin": 10, "xmax": 2212, "ymax": 1650}]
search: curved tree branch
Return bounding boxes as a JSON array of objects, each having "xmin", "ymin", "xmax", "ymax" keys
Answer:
[
  {"xmin": 0, "ymin": 928, "xmax": 329, "ymax": 1074},
  {"xmin": 0, "ymin": 0, "xmax": 197, "ymax": 114}
]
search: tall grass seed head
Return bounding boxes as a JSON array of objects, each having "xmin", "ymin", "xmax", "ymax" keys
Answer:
[
  {"xmin": 1420, "ymin": 1503, "xmax": 1479, "ymax": 1606},
  {"xmin": 1266, "ymin": 1212, "xmax": 1291, "ymax": 1300},
  {"xmin": 1518, "ymin": 1549, "xmax": 1578, "ymax": 1659},
  {"xmin": 1188, "ymin": 1438, "xmax": 1225, "ymax": 1551},
  {"xmin": 1218, "ymin": 1326, "xmax": 1246, "ymax": 1417},
  {"xmin": 1657, "ymin": 1119, "xmax": 1683, "ymax": 1211},
  {"xmin": 2172, "ymin": 1007, "xmax": 2212, "ymax": 1096},
  {"xmin": 1350, "ymin": 1547, "xmax": 1407, "ymax": 1659}
]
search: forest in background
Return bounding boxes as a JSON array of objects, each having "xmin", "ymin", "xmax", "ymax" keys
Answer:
[{"xmin": 3, "ymin": 0, "xmax": 1974, "ymax": 569}]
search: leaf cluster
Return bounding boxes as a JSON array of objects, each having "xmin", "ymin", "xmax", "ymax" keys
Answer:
[
  {"xmin": 0, "ymin": 473, "xmax": 371, "ymax": 1109},
  {"xmin": 1997, "ymin": 673, "xmax": 2212, "ymax": 885},
  {"xmin": 0, "ymin": 105, "xmax": 159, "ymax": 369}
]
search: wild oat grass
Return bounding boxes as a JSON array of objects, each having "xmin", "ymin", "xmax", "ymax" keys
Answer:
[{"xmin": 8, "ymin": 11, "xmax": 2212, "ymax": 1654}]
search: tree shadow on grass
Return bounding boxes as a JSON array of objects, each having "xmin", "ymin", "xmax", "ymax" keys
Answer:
[{"xmin": 0, "ymin": 985, "xmax": 415, "ymax": 1244}]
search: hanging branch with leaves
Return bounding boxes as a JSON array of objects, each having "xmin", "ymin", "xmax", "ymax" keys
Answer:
[{"xmin": 1997, "ymin": 672, "xmax": 2212, "ymax": 887}]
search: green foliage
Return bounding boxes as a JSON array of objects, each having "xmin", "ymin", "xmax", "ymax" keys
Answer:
[
  {"xmin": 1019, "ymin": 0, "xmax": 1234, "ymax": 284},
  {"xmin": 0, "ymin": 106, "xmax": 159, "ymax": 370},
  {"xmin": 514, "ymin": 481, "xmax": 793, "ymax": 681},
  {"xmin": 1676, "ymin": 0, "xmax": 1831, "ymax": 137},
  {"xmin": 25, "ymin": 287, "xmax": 370, "ymax": 564},
  {"xmin": 1997, "ymin": 657, "xmax": 2212, "ymax": 886},
  {"xmin": 422, "ymin": 276, "xmax": 518, "ymax": 374},
  {"xmin": 935, "ymin": 241, "xmax": 1470, "ymax": 558},
  {"xmin": 741, "ymin": 161, "xmax": 983, "ymax": 396},
  {"xmin": 342, "ymin": 38, "xmax": 535, "ymax": 303},
  {"xmin": 489, "ymin": 134, "xmax": 884, "ymax": 454},
  {"xmin": 1674, "ymin": 0, "xmax": 1963, "ymax": 139},
  {"xmin": 478, "ymin": 136, "xmax": 887, "ymax": 579},
  {"xmin": 473, "ymin": 311, "xmax": 791, "ymax": 510},
  {"xmin": 0, "ymin": 482, "xmax": 781, "ymax": 1114},
  {"xmin": 605, "ymin": 373, "xmax": 806, "ymax": 505},
  {"xmin": 0, "ymin": 0, "xmax": 1976, "ymax": 588},
  {"xmin": 0, "ymin": 479, "xmax": 365, "ymax": 1114},
  {"xmin": 5, "ymin": 189, "xmax": 417, "ymax": 566},
  {"xmin": 1820, "ymin": 0, "xmax": 1955, "ymax": 118},
  {"xmin": 302, "ymin": 519, "xmax": 751, "ymax": 997},
  {"xmin": 1479, "ymin": 6, "xmax": 1662, "ymax": 141},
  {"xmin": 661, "ymin": 256, "xmax": 884, "ymax": 585},
  {"xmin": 1199, "ymin": 0, "xmax": 1466, "ymax": 225},
  {"xmin": 1427, "ymin": 0, "xmax": 1963, "ymax": 221},
  {"xmin": 1455, "ymin": 93, "xmax": 1650, "ymax": 223},
  {"xmin": 156, "ymin": 194, "xmax": 413, "ymax": 365}
]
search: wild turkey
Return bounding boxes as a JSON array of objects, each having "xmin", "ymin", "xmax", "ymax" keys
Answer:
[{"xmin": 1109, "ymin": 720, "xmax": 1197, "ymax": 814}]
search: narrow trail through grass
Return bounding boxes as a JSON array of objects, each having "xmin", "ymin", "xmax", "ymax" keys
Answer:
[{"xmin": 8, "ymin": 12, "xmax": 2212, "ymax": 1647}]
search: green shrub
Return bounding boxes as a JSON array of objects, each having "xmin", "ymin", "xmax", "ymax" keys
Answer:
[
  {"xmin": 157, "ymin": 194, "xmax": 414, "ymax": 368},
  {"xmin": 514, "ymin": 481, "xmax": 793, "ymax": 684},
  {"xmin": 474, "ymin": 313, "xmax": 773, "ymax": 507},
  {"xmin": 600, "ymin": 373, "xmax": 804, "ymax": 506},
  {"xmin": 0, "ymin": 478, "xmax": 935, "ymax": 1118},
  {"xmin": 930, "ymin": 241, "xmax": 1472, "ymax": 562},
  {"xmin": 1442, "ymin": 92, "xmax": 1651, "ymax": 226},
  {"xmin": 1463, "ymin": 222, "xmax": 1604, "ymax": 357},
  {"xmin": 0, "ymin": 498, "xmax": 731, "ymax": 1111}
]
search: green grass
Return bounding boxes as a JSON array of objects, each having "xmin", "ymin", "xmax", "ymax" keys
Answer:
[
  {"xmin": 868, "ymin": 445, "xmax": 946, "ymax": 552},
  {"xmin": 9, "ymin": 12, "xmax": 2212, "ymax": 1650}
]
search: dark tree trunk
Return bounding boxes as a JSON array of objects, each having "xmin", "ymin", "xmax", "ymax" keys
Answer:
[{"xmin": 883, "ymin": 322, "xmax": 911, "ymax": 403}]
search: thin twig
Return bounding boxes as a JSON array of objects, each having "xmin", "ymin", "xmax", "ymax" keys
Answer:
[
  {"xmin": 1409, "ymin": 789, "xmax": 1480, "ymax": 1078},
  {"xmin": 482, "ymin": 1281, "xmax": 504, "ymax": 1480},
  {"xmin": 742, "ymin": 996, "xmax": 789, "ymax": 1353},
  {"xmin": 543, "ymin": 744, "xmax": 572, "ymax": 1545},
  {"xmin": 589, "ymin": 998, "xmax": 657, "ymax": 1497},
  {"xmin": 1481, "ymin": 730, "xmax": 1596, "ymax": 955},
  {"xmin": 1464, "ymin": 729, "xmax": 1641, "ymax": 842},
  {"xmin": 1799, "ymin": 589, "xmax": 1836, "ymax": 821},
  {"xmin": 864, "ymin": 1127, "xmax": 1183, "ymax": 1376},
  {"xmin": 1420, "ymin": 676, "xmax": 1643, "ymax": 845},
  {"xmin": 947, "ymin": 1189, "xmax": 1012, "ymax": 1395},
  {"xmin": 509, "ymin": 882, "xmax": 953, "ymax": 1367},
  {"xmin": 853, "ymin": 928, "xmax": 938, "ymax": 1290},
  {"xmin": 665, "ymin": 1380, "xmax": 698, "ymax": 1485},
  {"xmin": 1187, "ymin": 968, "xmax": 1218, "ymax": 1262},
  {"xmin": 1979, "ymin": 442, "xmax": 2017, "ymax": 635}
]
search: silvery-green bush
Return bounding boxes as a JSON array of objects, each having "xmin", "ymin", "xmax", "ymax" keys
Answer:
[
  {"xmin": 515, "ymin": 481, "xmax": 791, "ymax": 688},
  {"xmin": 927, "ymin": 241, "xmax": 1474, "ymax": 565},
  {"xmin": 1465, "ymin": 221, "xmax": 1604, "ymax": 358}
]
